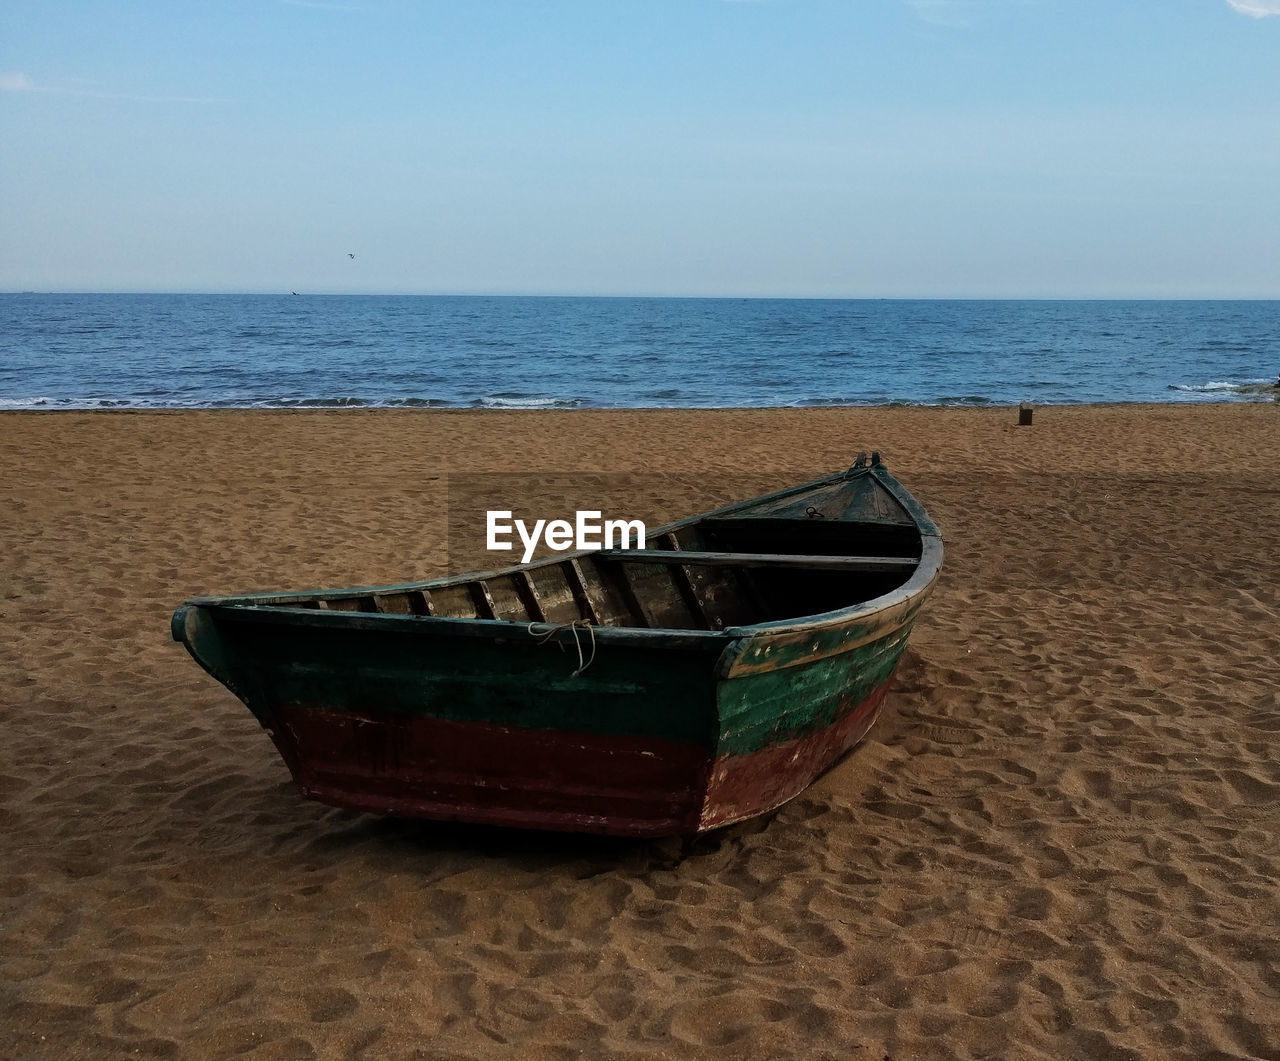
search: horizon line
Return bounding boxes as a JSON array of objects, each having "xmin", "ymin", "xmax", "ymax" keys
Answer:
[{"xmin": 4, "ymin": 290, "xmax": 1279, "ymax": 302}]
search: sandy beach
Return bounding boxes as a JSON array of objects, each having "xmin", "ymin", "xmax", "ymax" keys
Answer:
[{"xmin": 2, "ymin": 403, "xmax": 1278, "ymax": 1060}]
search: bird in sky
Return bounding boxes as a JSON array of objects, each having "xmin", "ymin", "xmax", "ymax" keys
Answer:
[{"xmin": 348, "ymin": 253, "xmax": 355, "ymax": 260}]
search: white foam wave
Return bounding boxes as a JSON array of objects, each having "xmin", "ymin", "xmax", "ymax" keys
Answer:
[
  {"xmin": 475, "ymin": 396, "xmax": 581, "ymax": 409},
  {"xmin": 1170, "ymin": 379, "xmax": 1275, "ymax": 396},
  {"xmin": 1171, "ymin": 381, "xmax": 1244, "ymax": 392},
  {"xmin": 0, "ymin": 396, "xmax": 56, "ymax": 408}
]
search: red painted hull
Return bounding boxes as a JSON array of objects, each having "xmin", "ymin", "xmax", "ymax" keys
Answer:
[
  {"xmin": 271, "ymin": 708, "xmax": 711, "ymax": 836},
  {"xmin": 700, "ymin": 676, "xmax": 892, "ymax": 830},
  {"xmin": 267, "ymin": 671, "xmax": 894, "ymax": 836}
]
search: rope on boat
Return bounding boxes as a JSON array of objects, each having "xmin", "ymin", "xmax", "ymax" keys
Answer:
[{"xmin": 527, "ymin": 619, "xmax": 597, "ymax": 677}]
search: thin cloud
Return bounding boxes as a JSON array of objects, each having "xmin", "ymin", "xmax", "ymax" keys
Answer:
[
  {"xmin": 0, "ymin": 72, "xmax": 226, "ymax": 103},
  {"xmin": 0, "ymin": 72, "xmax": 36, "ymax": 92},
  {"xmin": 1226, "ymin": 0, "xmax": 1280, "ymax": 14}
]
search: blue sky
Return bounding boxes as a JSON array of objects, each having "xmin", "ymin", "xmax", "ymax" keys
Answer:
[{"xmin": 2, "ymin": 0, "xmax": 1278, "ymax": 297}]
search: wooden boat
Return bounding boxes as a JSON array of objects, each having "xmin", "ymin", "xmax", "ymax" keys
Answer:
[{"xmin": 172, "ymin": 453, "xmax": 942, "ymax": 837}]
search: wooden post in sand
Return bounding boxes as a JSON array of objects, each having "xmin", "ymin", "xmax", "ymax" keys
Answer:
[{"xmin": 1018, "ymin": 402, "xmax": 1034, "ymax": 426}]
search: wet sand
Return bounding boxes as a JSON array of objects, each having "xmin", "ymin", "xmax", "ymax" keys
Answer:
[{"xmin": 2, "ymin": 404, "xmax": 1278, "ymax": 1059}]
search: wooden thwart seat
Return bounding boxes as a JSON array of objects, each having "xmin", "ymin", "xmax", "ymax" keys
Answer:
[{"xmin": 594, "ymin": 550, "xmax": 919, "ymax": 574}]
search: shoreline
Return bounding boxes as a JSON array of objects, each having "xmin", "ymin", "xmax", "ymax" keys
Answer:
[{"xmin": 1, "ymin": 394, "xmax": 1276, "ymax": 415}]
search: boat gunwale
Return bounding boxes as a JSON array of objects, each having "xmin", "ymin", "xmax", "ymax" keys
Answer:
[
  {"xmin": 175, "ymin": 461, "xmax": 942, "ymax": 646},
  {"xmin": 176, "ymin": 602, "xmax": 728, "ymax": 653}
]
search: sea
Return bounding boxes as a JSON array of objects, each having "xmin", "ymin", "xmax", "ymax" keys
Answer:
[{"xmin": 1, "ymin": 294, "xmax": 1276, "ymax": 410}]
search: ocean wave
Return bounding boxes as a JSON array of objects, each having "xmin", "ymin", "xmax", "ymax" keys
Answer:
[
  {"xmin": 473, "ymin": 395, "xmax": 584, "ymax": 410},
  {"xmin": 0, "ymin": 394, "xmax": 471, "ymax": 410},
  {"xmin": 270, "ymin": 396, "xmax": 372, "ymax": 408},
  {"xmin": 259, "ymin": 396, "xmax": 460, "ymax": 409},
  {"xmin": 0, "ymin": 396, "xmax": 57, "ymax": 408},
  {"xmin": 1170, "ymin": 380, "xmax": 1246, "ymax": 392},
  {"xmin": 0, "ymin": 396, "xmax": 154, "ymax": 410},
  {"xmin": 1169, "ymin": 379, "xmax": 1277, "ymax": 397},
  {"xmin": 933, "ymin": 395, "xmax": 998, "ymax": 406}
]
